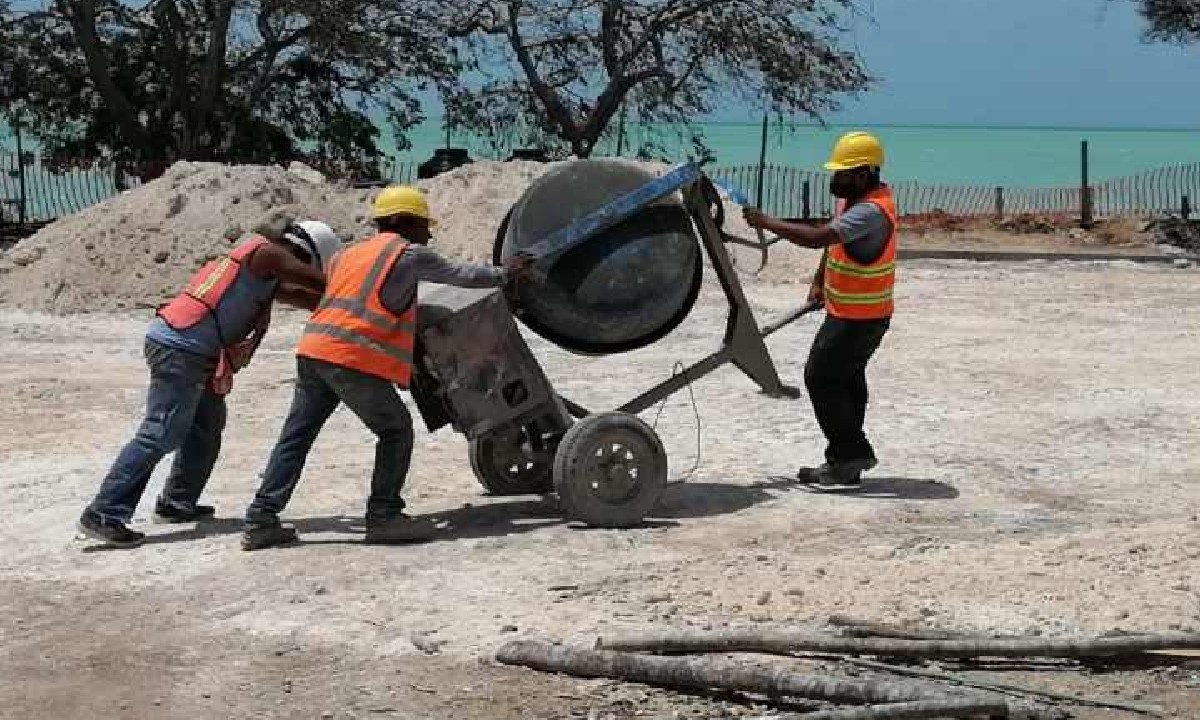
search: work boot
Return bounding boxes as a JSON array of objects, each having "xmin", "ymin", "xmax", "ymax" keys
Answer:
[
  {"xmin": 364, "ymin": 514, "xmax": 438, "ymax": 545},
  {"xmin": 241, "ymin": 521, "xmax": 299, "ymax": 551},
  {"xmin": 77, "ymin": 509, "xmax": 145, "ymax": 549},
  {"xmin": 153, "ymin": 500, "xmax": 217, "ymax": 524},
  {"xmin": 797, "ymin": 459, "xmax": 875, "ymax": 488}
]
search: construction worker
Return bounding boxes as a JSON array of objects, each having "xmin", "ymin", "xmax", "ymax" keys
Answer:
[
  {"xmin": 241, "ymin": 186, "xmax": 533, "ymax": 550},
  {"xmin": 744, "ymin": 131, "xmax": 896, "ymax": 487},
  {"xmin": 78, "ymin": 217, "xmax": 342, "ymax": 548}
]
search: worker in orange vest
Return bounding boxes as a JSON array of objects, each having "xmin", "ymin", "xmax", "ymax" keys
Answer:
[
  {"xmin": 77, "ymin": 216, "xmax": 342, "ymax": 548},
  {"xmin": 242, "ymin": 186, "xmax": 533, "ymax": 550},
  {"xmin": 744, "ymin": 131, "xmax": 896, "ymax": 487}
]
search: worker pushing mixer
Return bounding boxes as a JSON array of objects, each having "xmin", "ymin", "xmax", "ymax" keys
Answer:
[
  {"xmin": 241, "ymin": 186, "xmax": 533, "ymax": 551},
  {"xmin": 743, "ymin": 131, "xmax": 896, "ymax": 487},
  {"xmin": 78, "ymin": 215, "xmax": 342, "ymax": 548}
]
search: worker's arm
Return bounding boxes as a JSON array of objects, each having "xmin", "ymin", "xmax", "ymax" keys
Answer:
[
  {"xmin": 275, "ymin": 286, "xmax": 322, "ymax": 311},
  {"xmin": 809, "ymin": 251, "xmax": 826, "ymax": 305},
  {"xmin": 247, "ymin": 243, "xmax": 327, "ymax": 295},
  {"xmin": 743, "ymin": 208, "xmax": 841, "ymax": 249}
]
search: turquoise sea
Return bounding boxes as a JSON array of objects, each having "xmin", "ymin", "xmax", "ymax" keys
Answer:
[{"xmin": 3, "ymin": 119, "xmax": 1200, "ymax": 188}]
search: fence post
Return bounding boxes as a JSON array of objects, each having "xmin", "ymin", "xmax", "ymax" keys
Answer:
[
  {"xmin": 754, "ymin": 113, "xmax": 768, "ymax": 211},
  {"xmin": 1080, "ymin": 139, "xmax": 1093, "ymax": 228},
  {"xmin": 994, "ymin": 186, "xmax": 1004, "ymax": 217},
  {"xmin": 1183, "ymin": 194, "xmax": 1191, "ymax": 220},
  {"xmin": 14, "ymin": 119, "xmax": 27, "ymax": 225},
  {"xmin": 802, "ymin": 179, "xmax": 811, "ymax": 219}
]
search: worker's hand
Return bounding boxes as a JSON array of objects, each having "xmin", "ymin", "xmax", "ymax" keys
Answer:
[
  {"xmin": 806, "ymin": 284, "xmax": 824, "ymax": 306},
  {"xmin": 228, "ymin": 339, "xmax": 257, "ymax": 371},
  {"xmin": 502, "ymin": 253, "xmax": 536, "ymax": 280},
  {"xmin": 743, "ymin": 207, "xmax": 773, "ymax": 230}
]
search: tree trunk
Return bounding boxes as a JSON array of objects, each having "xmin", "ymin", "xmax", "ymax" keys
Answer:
[
  {"xmin": 597, "ymin": 629, "xmax": 1200, "ymax": 660},
  {"xmin": 762, "ymin": 699, "xmax": 1012, "ymax": 720},
  {"xmin": 497, "ymin": 641, "xmax": 949, "ymax": 705}
]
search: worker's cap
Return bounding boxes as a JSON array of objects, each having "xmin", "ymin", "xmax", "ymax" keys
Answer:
[
  {"xmin": 824, "ymin": 131, "xmax": 884, "ymax": 172},
  {"xmin": 372, "ymin": 185, "xmax": 437, "ymax": 226}
]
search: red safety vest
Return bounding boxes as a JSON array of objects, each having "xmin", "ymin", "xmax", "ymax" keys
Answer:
[
  {"xmin": 157, "ymin": 235, "xmax": 273, "ymax": 394},
  {"xmin": 158, "ymin": 236, "xmax": 270, "ymax": 330},
  {"xmin": 825, "ymin": 186, "xmax": 898, "ymax": 320},
  {"xmin": 295, "ymin": 233, "xmax": 417, "ymax": 386}
]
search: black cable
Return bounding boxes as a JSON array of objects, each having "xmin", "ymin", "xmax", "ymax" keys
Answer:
[{"xmin": 651, "ymin": 361, "xmax": 703, "ymax": 483}]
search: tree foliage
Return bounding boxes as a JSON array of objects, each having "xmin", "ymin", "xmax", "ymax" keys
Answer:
[
  {"xmin": 1133, "ymin": 0, "xmax": 1200, "ymax": 43},
  {"xmin": 0, "ymin": 0, "xmax": 459, "ymax": 174},
  {"xmin": 444, "ymin": 0, "xmax": 872, "ymax": 159}
]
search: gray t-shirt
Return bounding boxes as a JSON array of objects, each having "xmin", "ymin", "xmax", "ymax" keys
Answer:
[
  {"xmin": 830, "ymin": 201, "xmax": 893, "ymax": 264},
  {"xmin": 378, "ymin": 245, "xmax": 505, "ymax": 315}
]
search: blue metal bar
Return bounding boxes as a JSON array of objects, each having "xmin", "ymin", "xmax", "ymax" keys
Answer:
[{"xmin": 521, "ymin": 162, "xmax": 704, "ymax": 266}]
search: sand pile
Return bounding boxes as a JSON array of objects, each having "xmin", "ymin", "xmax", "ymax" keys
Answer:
[
  {"xmin": 0, "ymin": 160, "xmax": 560, "ymax": 314},
  {"xmin": 0, "ymin": 156, "xmax": 807, "ymax": 313}
]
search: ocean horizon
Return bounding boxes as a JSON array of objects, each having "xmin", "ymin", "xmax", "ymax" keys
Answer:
[{"xmin": 3, "ymin": 119, "xmax": 1199, "ymax": 189}]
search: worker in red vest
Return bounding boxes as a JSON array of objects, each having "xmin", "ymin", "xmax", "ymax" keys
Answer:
[
  {"xmin": 242, "ymin": 186, "xmax": 532, "ymax": 550},
  {"xmin": 744, "ymin": 132, "xmax": 896, "ymax": 487},
  {"xmin": 78, "ymin": 217, "xmax": 343, "ymax": 548}
]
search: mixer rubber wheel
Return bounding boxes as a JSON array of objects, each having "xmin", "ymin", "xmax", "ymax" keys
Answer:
[
  {"xmin": 469, "ymin": 431, "xmax": 554, "ymax": 496},
  {"xmin": 553, "ymin": 412, "xmax": 667, "ymax": 528}
]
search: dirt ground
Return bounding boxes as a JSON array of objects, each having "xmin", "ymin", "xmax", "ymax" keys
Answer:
[{"xmin": 2, "ymin": 258, "xmax": 1199, "ymax": 719}]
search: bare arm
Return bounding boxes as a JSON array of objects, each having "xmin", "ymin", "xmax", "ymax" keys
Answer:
[
  {"xmin": 276, "ymin": 286, "xmax": 322, "ymax": 311},
  {"xmin": 247, "ymin": 243, "xmax": 326, "ymax": 294},
  {"xmin": 743, "ymin": 208, "xmax": 842, "ymax": 249}
]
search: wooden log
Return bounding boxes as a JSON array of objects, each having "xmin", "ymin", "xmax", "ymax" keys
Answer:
[
  {"xmin": 496, "ymin": 641, "xmax": 938, "ymax": 705},
  {"xmin": 825, "ymin": 615, "xmax": 969, "ymax": 641},
  {"xmin": 598, "ymin": 629, "xmax": 1200, "ymax": 660},
  {"xmin": 838, "ymin": 657, "xmax": 1164, "ymax": 717},
  {"xmin": 757, "ymin": 699, "xmax": 1011, "ymax": 719}
]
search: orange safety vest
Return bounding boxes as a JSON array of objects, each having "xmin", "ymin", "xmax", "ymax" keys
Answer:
[
  {"xmin": 824, "ymin": 185, "xmax": 897, "ymax": 320},
  {"xmin": 296, "ymin": 233, "xmax": 417, "ymax": 386},
  {"xmin": 157, "ymin": 235, "xmax": 270, "ymax": 330}
]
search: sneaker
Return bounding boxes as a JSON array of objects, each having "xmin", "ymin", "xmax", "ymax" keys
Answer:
[
  {"xmin": 77, "ymin": 510, "xmax": 145, "ymax": 549},
  {"xmin": 153, "ymin": 501, "xmax": 216, "ymax": 524},
  {"xmin": 364, "ymin": 515, "xmax": 438, "ymax": 545},
  {"xmin": 241, "ymin": 522, "xmax": 299, "ymax": 551}
]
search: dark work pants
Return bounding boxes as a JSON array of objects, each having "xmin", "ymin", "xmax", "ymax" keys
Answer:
[
  {"xmin": 803, "ymin": 315, "xmax": 891, "ymax": 464},
  {"xmin": 245, "ymin": 357, "xmax": 413, "ymax": 526}
]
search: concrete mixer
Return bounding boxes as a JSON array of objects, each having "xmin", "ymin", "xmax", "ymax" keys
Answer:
[{"xmin": 409, "ymin": 159, "xmax": 820, "ymax": 529}]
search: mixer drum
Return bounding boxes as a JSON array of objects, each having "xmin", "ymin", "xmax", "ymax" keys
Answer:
[{"xmin": 496, "ymin": 159, "xmax": 703, "ymax": 355}]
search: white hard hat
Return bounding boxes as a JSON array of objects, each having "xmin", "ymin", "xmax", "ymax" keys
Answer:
[{"xmin": 283, "ymin": 220, "xmax": 341, "ymax": 272}]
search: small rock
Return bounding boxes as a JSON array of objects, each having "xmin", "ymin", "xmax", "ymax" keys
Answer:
[
  {"xmin": 501, "ymin": 624, "xmax": 519, "ymax": 633},
  {"xmin": 314, "ymin": 584, "xmax": 328, "ymax": 596},
  {"xmin": 784, "ymin": 588, "xmax": 804, "ymax": 598},
  {"xmin": 754, "ymin": 554, "xmax": 769, "ymax": 562},
  {"xmin": 756, "ymin": 591, "xmax": 772, "ymax": 606},
  {"xmin": 153, "ymin": 251, "xmax": 169, "ymax": 264},
  {"xmin": 643, "ymin": 593, "xmax": 673, "ymax": 604},
  {"xmin": 321, "ymin": 712, "xmax": 334, "ymax": 719}
]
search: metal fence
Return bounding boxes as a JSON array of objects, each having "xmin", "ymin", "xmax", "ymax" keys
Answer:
[
  {"xmin": 0, "ymin": 154, "xmax": 419, "ymax": 223},
  {"xmin": 711, "ymin": 163, "xmax": 1200, "ymax": 219},
  {"xmin": 3, "ymin": 152, "xmax": 1199, "ymax": 226}
]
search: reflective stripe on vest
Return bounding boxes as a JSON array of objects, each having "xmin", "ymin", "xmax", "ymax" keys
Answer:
[
  {"xmin": 295, "ymin": 233, "xmax": 417, "ymax": 386},
  {"xmin": 824, "ymin": 186, "xmax": 897, "ymax": 320},
  {"xmin": 157, "ymin": 236, "xmax": 270, "ymax": 330}
]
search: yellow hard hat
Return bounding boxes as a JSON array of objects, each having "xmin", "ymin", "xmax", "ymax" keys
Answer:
[
  {"xmin": 824, "ymin": 131, "xmax": 884, "ymax": 171},
  {"xmin": 372, "ymin": 185, "xmax": 436, "ymax": 224}
]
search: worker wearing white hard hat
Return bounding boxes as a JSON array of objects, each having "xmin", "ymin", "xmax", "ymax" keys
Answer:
[
  {"xmin": 241, "ymin": 187, "xmax": 533, "ymax": 550},
  {"xmin": 77, "ymin": 212, "xmax": 339, "ymax": 549}
]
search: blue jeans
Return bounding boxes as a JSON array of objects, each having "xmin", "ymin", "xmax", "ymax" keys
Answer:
[
  {"xmin": 87, "ymin": 340, "xmax": 225, "ymax": 523},
  {"xmin": 245, "ymin": 357, "xmax": 413, "ymax": 526}
]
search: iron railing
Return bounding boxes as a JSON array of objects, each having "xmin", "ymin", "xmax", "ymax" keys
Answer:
[{"xmin": 2, "ymin": 153, "xmax": 1199, "ymax": 225}]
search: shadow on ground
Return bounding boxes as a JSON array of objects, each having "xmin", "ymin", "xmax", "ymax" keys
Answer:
[{"xmin": 84, "ymin": 475, "xmax": 955, "ymax": 550}]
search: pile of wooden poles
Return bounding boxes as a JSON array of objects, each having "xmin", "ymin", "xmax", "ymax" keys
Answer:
[{"xmin": 496, "ymin": 618, "xmax": 1200, "ymax": 719}]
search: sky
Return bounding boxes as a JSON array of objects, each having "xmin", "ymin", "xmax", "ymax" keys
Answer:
[{"xmin": 810, "ymin": 0, "xmax": 1200, "ymax": 128}]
